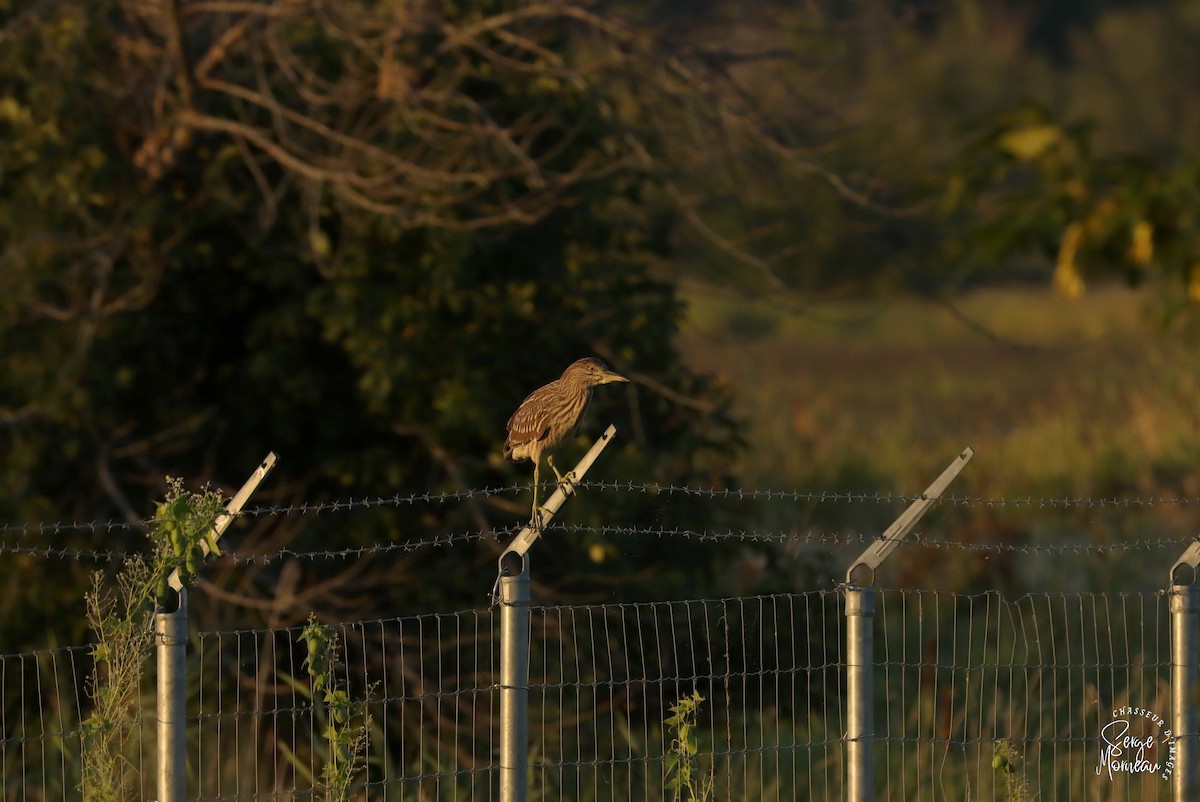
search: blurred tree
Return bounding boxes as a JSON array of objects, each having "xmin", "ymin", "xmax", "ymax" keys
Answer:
[
  {"xmin": 660, "ymin": 0, "xmax": 1200, "ymax": 306},
  {"xmin": 940, "ymin": 101, "xmax": 1200, "ymax": 316}
]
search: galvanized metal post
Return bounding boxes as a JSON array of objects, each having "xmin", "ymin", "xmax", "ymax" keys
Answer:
[
  {"xmin": 152, "ymin": 454, "xmax": 276, "ymax": 802},
  {"xmin": 499, "ymin": 555, "xmax": 530, "ymax": 802},
  {"xmin": 493, "ymin": 426, "xmax": 619, "ymax": 802},
  {"xmin": 839, "ymin": 448, "xmax": 973, "ymax": 802},
  {"xmin": 1171, "ymin": 582, "xmax": 1198, "ymax": 802},
  {"xmin": 845, "ymin": 584, "xmax": 875, "ymax": 802},
  {"xmin": 155, "ymin": 589, "xmax": 188, "ymax": 802}
]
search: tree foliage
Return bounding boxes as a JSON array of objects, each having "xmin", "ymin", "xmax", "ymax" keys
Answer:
[{"xmin": 942, "ymin": 102, "xmax": 1200, "ymax": 314}]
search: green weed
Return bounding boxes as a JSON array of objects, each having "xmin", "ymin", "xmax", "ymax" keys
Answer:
[
  {"xmin": 294, "ymin": 615, "xmax": 374, "ymax": 802},
  {"xmin": 992, "ymin": 740, "xmax": 1031, "ymax": 802},
  {"xmin": 81, "ymin": 479, "xmax": 226, "ymax": 801},
  {"xmin": 664, "ymin": 691, "xmax": 714, "ymax": 802}
]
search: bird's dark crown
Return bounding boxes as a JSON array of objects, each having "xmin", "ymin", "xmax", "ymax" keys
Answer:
[{"xmin": 562, "ymin": 358, "xmax": 628, "ymax": 385}]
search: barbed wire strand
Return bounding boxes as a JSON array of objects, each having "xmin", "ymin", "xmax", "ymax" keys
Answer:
[
  {"xmin": 2, "ymin": 519, "xmax": 1196, "ymax": 563},
  {"xmin": 3, "ymin": 481, "xmax": 1200, "ymax": 539}
]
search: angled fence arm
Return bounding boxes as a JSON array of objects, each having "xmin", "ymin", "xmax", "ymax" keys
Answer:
[
  {"xmin": 167, "ymin": 452, "xmax": 278, "ymax": 592},
  {"xmin": 845, "ymin": 447, "xmax": 974, "ymax": 586},
  {"xmin": 842, "ymin": 447, "xmax": 973, "ymax": 802},
  {"xmin": 499, "ymin": 425, "xmax": 618, "ymax": 564}
]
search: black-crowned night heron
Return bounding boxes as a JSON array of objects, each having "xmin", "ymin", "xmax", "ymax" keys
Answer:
[{"xmin": 504, "ymin": 357, "xmax": 628, "ymax": 524}]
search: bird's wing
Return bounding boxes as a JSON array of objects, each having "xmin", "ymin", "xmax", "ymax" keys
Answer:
[{"xmin": 504, "ymin": 385, "xmax": 555, "ymax": 457}]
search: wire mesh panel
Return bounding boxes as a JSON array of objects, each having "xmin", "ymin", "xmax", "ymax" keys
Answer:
[
  {"xmin": 525, "ymin": 592, "xmax": 846, "ymax": 802},
  {"xmin": 0, "ymin": 644, "xmax": 128, "ymax": 802},
  {"xmin": 0, "ymin": 575, "xmax": 1188, "ymax": 801},
  {"xmin": 193, "ymin": 610, "xmax": 499, "ymax": 801},
  {"xmin": 1, "ymin": 647, "xmax": 75, "ymax": 800},
  {"xmin": 875, "ymin": 589, "xmax": 1171, "ymax": 801},
  {"xmin": 190, "ymin": 593, "xmax": 847, "ymax": 801}
]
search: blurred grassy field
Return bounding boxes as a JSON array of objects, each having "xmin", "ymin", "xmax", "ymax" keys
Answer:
[{"xmin": 675, "ymin": 282, "xmax": 1200, "ymax": 590}]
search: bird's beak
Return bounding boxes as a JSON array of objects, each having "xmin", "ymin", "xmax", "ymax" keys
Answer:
[{"xmin": 600, "ymin": 370, "xmax": 629, "ymax": 384}]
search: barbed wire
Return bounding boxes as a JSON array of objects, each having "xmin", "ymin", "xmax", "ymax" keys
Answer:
[
  {"xmin": 0, "ymin": 519, "xmax": 148, "ymax": 536},
  {"xmin": 0, "ymin": 526, "xmax": 517, "ymax": 563},
  {"xmin": 0, "ymin": 484, "xmax": 532, "ymax": 536},
  {"xmin": 547, "ymin": 523, "xmax": 1200, "ymax": 555},
  {"xmin": 571, "ymin": 480, "xmax": 1200, "ymax": 508},
  {"xmin": 2, "ymin": 519, "xmax": 1196, "ymax": 563},
  {"xmin": 0, "ymin": 543, "xmax": 135, "ymax": 561},
  {"xmin": 3, "ymin": 481, "xmax": 1199, "ymax": 539}
]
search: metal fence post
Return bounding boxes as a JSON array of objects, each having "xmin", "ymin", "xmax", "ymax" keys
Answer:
[
  {"xmin": 840, "ymin": 448, "xmax": 973, "ymax": 802},
  {"xmin": 155, "ymin": 590, "xmax": 188, "ymax": 802},
  {"xmin": 845, "ymin": 584, "xmax": 874, "ymax": 802},
  {"xmin": 1169, "ymin": 539, "xmax": 1200, "ymax": 802},
  {"xmin": 1171, "ymin": 582, "xmax": 1198, "ymax": 801},
  {"xmin": 154, "ymin": 453, "xmax": 276, "ymax": 802},
  {"xmin": 499, "ymin": 555, "xmax": 531, "ymax": 802},
  {"xmin": 493, "ymin": 426, "xmax": 618, "ymax": 802}
]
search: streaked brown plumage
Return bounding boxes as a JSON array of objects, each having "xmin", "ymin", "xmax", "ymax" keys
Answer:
[{"xmin": 505, "ymin": 357, "xmax": 628, "ymax": 523}]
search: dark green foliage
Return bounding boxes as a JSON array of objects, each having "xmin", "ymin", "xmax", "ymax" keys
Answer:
[{"xmin": 942, "ymin": 100, "xmax": 1200, "ymax": 308}]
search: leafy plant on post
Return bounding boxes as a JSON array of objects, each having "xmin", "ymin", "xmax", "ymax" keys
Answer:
[{"xmin": 80, "ymin": 479, "xmax": 225, "ymax": 801}]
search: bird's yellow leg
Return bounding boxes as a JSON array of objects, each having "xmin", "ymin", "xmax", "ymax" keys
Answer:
[
  {"xmin": 529, "ymin": 460, "xmax": 557, "ymax": 529},
  {"xmin": 530, "ymin": 461, "xmax": 542, "ymax": 529},
  {"xmin": 547, "ymin": 454, "xmax": 576, "ymax": 485}
]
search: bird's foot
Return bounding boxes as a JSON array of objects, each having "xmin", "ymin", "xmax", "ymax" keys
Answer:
[
  {"xmin": 547, "ymin": 455, "xmax": 574, "ymax": 486},
  {"xmin": 530, "ymin": 505, "xmax": 555, "ymax": 530}
]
